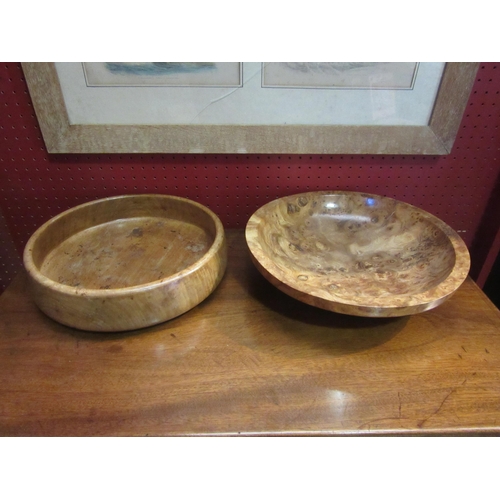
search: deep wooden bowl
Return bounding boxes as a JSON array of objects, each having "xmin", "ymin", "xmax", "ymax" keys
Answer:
[
  {"xmin": 23, "ymin": 195, "xmax": 227, "ymax": 331},
  {"xmin": 246, "ymin": 191, "xmax": 470, "ymax": 317}
]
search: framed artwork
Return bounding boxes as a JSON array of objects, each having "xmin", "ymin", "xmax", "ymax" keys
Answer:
[
  {"xmin": 22, "ymin": 62, "xmax": 479, "ymax": 154},
  {"xmin": 82, "ymin": 62, "xmax": 243, "ymax": 87},
  {"xmin": 261, "ymin": 62, "xmax": 419, "ymax": 89}
]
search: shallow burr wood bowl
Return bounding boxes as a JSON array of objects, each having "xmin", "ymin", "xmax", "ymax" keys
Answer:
[
  {"xmin": 23, "ymin": 194, "xmax": 227, "ymax": 331},
  {"xmin": 246, "ymin": 191, "xmax": 470, "ymax": 317}
]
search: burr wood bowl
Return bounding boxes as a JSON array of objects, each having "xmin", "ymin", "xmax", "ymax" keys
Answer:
[
  {"xmin": 23, "ymin": 194, "xmax": 227, "ymax": 331},
  {"xmin": 245, "ymin": 191, "xmax": 470, "ymax": 317}
]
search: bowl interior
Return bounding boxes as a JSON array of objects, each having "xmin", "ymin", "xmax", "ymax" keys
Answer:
[
  {"xmin": 247, "ymin": 192, "xmax": 467, "ymax": 309},
  {"xmin": 28, "ymin": 195, "xmax": 219, "ymax": 291}
]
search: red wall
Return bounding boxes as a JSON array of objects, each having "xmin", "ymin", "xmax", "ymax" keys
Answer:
[{"xmin": 1, "ymin": 62, "xmax": 499, "ymax": 293}]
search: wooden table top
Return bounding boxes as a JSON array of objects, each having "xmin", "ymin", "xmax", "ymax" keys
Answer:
[{"xmin": 1, "ymin": 230, "xmax": 499, "ymax": 436}]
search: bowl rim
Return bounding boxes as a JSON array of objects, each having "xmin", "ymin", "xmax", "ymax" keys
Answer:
[
  {"xmin": 245, "ymin": 190, "xmax": 471, "ymax": 312},
  {"xmin": 23, "ymin": 194, "xmax": 226, "ymax": 298}
]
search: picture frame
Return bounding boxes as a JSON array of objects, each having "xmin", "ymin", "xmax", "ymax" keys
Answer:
[{"xmin": 21, "ymin": 62, "xmax": 479, "ymax": 155}]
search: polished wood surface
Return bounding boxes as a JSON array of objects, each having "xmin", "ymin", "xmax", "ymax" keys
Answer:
[
  {"xmin": 246, "ymin": 191, "xmax": 470, "ymax": 317},
  {"xmin": 1, "ymin": 230, "xmax": 499, "ymax": 436},
  {"xmin": 23, "ymin": 195, "xmax": 227, "ymax": 331}
]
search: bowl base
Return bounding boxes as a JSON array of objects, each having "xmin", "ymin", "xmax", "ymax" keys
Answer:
[{"xmin": 41, "ymin": 216, "xmax": 211, "ymax": 290}]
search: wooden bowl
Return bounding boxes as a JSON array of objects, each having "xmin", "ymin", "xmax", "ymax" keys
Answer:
[
  {"xmin": 246, "ymin": 191, "xmax": 470, "ymax": 317},
  {"xmin": 23, "ymin": 195, "xmax": 227, "ymax": 331}
]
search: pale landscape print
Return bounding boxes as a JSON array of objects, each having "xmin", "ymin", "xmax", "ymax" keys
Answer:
[
  {"xmin": 83, "ymin": 62, "xmax": 242, "ymax": 87},
  {"xmin": 262, "ymin": 62, "xmax": 418, "ymax": 89}
]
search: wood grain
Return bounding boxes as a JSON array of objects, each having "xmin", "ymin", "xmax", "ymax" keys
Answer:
[
  {"xmin": 246, "ymin": 191, "xmax": 470, "ymax": 317},
  {"xmin": 22, "ymin": 195, "xmax": 227, "ymax": 331},
  {"xmin": 1, "ymin": 230, "xmax": 499, "ymax": 436}
]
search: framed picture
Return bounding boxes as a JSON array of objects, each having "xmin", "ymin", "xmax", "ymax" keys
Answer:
[
  {"xmin": 261, "ymin": 62, "xmax": 419, "ymax": 89},
  {"xmin": 22, "ymin": 62, "xmax": 479, "ymax": 155},
  {"xmin": 82, "ymin": 62, "xmax": 243, "ymax": 88}
]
